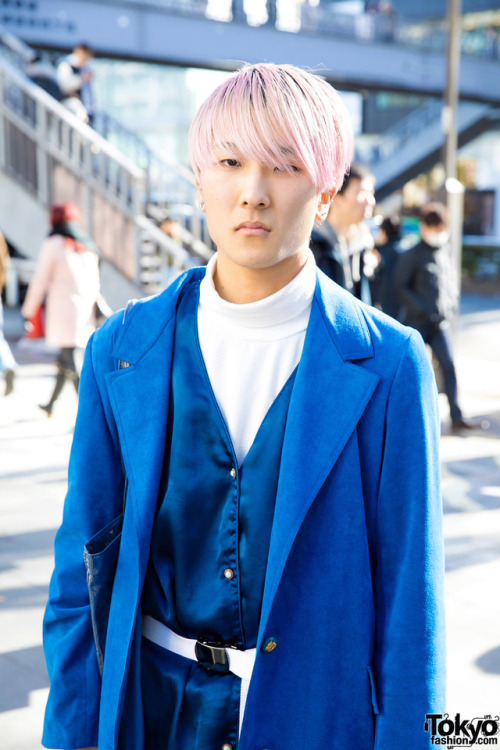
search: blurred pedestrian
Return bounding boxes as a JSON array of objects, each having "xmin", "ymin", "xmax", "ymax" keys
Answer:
[
  {"xmin": 25, "ymin": 53, "xmax": 61, "ymax": 100},
  {"xmin": 42, "ymin": 64, "xmax": 444, "ymax": 750},
  {"xmin": 56, "ymin": 43, "xmax": 95, "ymax": 124},
  {"xmin": 310, "ymin": 163, "xmax": 380, "ymax": 303},
  {"xmin": 394, "ymin": 202, "xmax": 479, "ymax": 434},
  {"xmin": 0, "ymin": 231, "xmax": 16, "ymax": 396},
  {"xmin": 371, "ymin": 214, "xmax": 403, "ymax": 318},
  {"xmin": 21, "ymin": 203, "xmax": 100, "ymax": 417}
]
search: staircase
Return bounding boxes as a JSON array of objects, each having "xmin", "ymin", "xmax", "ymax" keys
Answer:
[
  {"xmin": 357, "ymin": 99, "xmax": 497, "ymax": 200},
  {"xmin": 0, "ymin": 29, "xmax": 212, "ymax": 308}
]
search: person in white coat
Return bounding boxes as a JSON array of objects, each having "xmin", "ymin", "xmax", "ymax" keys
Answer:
[
  {"xmin": 0, "ymin": 230, "xmax": 16, "ymax": 395},
  {"xmin": 56, "ymin": 44, "xmax": 94, "ymax": 123},
  {"xmin": 22, "ymin": 203, "xmax": 100, "ymax": 416}
]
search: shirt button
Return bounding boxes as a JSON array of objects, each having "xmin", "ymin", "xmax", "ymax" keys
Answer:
[
  {"xmin": 222, "ymin": 744, "xmax": 233, "ymax": 750},
  {"xmin": 230, "ymin": 467, "xmax": 237, "ymax": 479},
  {"xmin": 224, "ymin": 568, "xmax": 234, "ymax": 580},
  {"xmin": 261, "ymin": 636, "xmax": 278, "ymax": 653}
]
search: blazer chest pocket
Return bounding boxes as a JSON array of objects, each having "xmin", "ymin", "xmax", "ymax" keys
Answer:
[{"xmin": 84, "ymin": 512, "xmax": 124, "ymax": 678}]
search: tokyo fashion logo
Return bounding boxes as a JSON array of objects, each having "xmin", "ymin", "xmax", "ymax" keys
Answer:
[{"xmin": 425, "ymin": 714, "xmax": 500, "ymax": 746}]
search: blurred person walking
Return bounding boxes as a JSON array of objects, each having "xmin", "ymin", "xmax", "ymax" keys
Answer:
[
  {"xmin": 371, "ymin": 214, "xmax": 403, "ymax": 318},
  {"xmin": 22, "ymin": 203, "xmax": 100, "ymax": 417},
  {"xmin": 56, "ymin": 43, "xmax": 95, "ymax": 124},
  {"xmin": 0, "ymin": 231, "xmax": 16, "ymax": 396},
  {"xmin": 394, "ymin": 202, "xmax": 478, "ymax": 434},
  {"xmin": 310, "ymin": 163, "xmax": 380, "ymax": 303}
]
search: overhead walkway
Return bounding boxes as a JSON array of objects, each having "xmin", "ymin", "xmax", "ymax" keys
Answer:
[
  {"xmin": 358, "ymin": 100, "xmax": 500, "ymax": 200},
  {"xmin": 0, "ymin": 37, "xmax": 212, "ymax": 307},
  {"xmin": 3, "ymin": 0, "xmax": 500, "ymax": 103}
]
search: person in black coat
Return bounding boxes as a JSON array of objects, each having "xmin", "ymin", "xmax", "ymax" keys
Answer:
[
  {"xmin": 394, "ymin": 202, "xmax": 479, "ymax": 434},
  {"xmin": 371, "ymin": 214, "xmax": 403, "ymax": 319}
]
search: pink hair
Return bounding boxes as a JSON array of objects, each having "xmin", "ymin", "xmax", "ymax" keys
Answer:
[{"xmin": 188, "ymin": 63, "xmax": 354, "ymax": 192}]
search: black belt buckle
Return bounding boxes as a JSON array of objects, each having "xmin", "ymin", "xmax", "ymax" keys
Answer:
[{"xmin": 195, "ymin": 640, "xmax": 230, "ymax": 673}]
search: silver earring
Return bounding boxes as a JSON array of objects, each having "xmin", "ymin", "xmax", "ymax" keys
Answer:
[{"xmin": 199, "ymin": 200, "xmax": 205, "ymax": 210}]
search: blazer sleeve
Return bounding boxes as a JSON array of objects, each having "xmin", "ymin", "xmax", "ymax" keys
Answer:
[
  {"xmin": 373, "ymin": 330, "xmax": 446, "ymax": 748},
  {"xmin": 42, "ymin": 324, "xmax": 124, "ymax": 749}
]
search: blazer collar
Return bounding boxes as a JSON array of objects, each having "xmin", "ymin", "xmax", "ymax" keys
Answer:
[
  {"xmin": 111, "ymin": 266, "xmax": 206, "ymax": 366},
  {"xmin": 314, "ymin": 268, "xmax": 374, "ymax": 361}
]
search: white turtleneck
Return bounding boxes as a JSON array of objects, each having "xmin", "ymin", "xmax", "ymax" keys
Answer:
[{"xmin": 197, "ymin": 251, "xmax": 317, "ymax": 466}]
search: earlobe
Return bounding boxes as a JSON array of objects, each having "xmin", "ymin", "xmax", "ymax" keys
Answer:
[
  {"xmin": 199, "ymin": 191, "xmax": 206, "ymax": 211},
  {"xmin": 196, "ymin": 182, "xmax": 206, "ymax": 212}
]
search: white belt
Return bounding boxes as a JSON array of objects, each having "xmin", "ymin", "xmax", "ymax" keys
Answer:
[{"xmin": 142, "ymin": 615, "xmax": 256, "ymax": 732}]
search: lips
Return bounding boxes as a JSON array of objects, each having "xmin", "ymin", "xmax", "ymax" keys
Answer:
[{"xmin": 235, "ymin": 221, "xmax": 271, "ymax": 235}]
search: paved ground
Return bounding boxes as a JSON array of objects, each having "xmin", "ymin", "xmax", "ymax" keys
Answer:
[{"xmin": 0, "ymin": 294, "xmax": 499, "ymax": 749}]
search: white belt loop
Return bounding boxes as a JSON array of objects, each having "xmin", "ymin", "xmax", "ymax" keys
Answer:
[{"xmin": 142, "ymin": 614, "xmax": 256, "ymax": 683}]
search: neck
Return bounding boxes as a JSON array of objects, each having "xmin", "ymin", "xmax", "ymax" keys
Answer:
[{"xmin": 213, "ymin": 249, "xmax": 309, "ymax": 304}]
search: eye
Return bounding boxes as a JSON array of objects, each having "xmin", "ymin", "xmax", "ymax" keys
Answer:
[
  {"xmin": 220, "ymin": 158, "xmax": 240, "ymax": 167},
  {"xmin": 274, "ymin": 164, "xmax": 301, "ymax": 173}
]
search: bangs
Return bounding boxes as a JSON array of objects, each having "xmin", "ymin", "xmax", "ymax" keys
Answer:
[{"xmin": 189, "ymin": 63, "xmax": 353, "ymax": 192}]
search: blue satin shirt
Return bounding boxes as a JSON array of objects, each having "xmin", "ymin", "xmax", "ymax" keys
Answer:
[{"xmin": 140, "ymin": 282, "xmax": 296, "ymax": 749}]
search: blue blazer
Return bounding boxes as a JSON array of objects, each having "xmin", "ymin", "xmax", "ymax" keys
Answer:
[{"xmin": 42, "ymin": 268, "xmax": 445, "ymax": 750}]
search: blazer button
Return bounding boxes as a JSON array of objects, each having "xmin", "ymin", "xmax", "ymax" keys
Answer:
[
  {"xmin": 261, "ymin": 637, "xmax": 277, "ymax": 653},
  {"xmin": 224, "ymin": 568, "xmax": 234, "ymax": 580},
  {"xmin": 222, "ymin": 744, "xmax": 233, "ymax": 750},
  {"xmin": 230, "ymin": 467, "xmax": 237, "ymax": 479}
]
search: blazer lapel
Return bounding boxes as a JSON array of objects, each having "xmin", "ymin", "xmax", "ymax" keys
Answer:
[
  {"xmin": 106, "ymin": 322, "xmax": 175, "ymax": 551},
  {"xmin": 105, "ymin": 269, "xmax": 205, "ymax": 563},
  {"xmin": 258, "ymin": 276, "xmax": 380, "ymax": 640}
]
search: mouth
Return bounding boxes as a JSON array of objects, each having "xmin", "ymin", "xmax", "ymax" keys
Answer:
[{"xmin": 235, "ymin": 221, "xmax": 271, "ymax": 236}]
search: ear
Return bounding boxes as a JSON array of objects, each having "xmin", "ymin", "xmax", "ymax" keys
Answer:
[
  {"xmin": 315, "ymin": 188, "xmax": 336, "ymax": 224},
  {"xmin": 195, "ymin": 179, "xmax": 206, "ymax": 213}
]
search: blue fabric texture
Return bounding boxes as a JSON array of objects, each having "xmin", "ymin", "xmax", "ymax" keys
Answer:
[
  {"xmin": 42, "ymin": 268, "xmax": 445, "ymax": 750},
  {"xmin": 137, "ymin": 281, "xmax": 295, "ymax": 748}
]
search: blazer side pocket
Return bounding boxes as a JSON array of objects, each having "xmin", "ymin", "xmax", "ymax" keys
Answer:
[
  {"xmin": 367, "ymin": 665, "xmax": 380, "ymax": 715},
  {"xmin": 84, "ymin": 513, "xmax": 124, "ymax": 678}
]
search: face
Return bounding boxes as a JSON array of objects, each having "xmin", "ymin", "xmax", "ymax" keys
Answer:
[
  {"xmin": 197, "ymin": 147, "xmax": 324, "ymax": 276},
  {"xmin": 75, "ymin": 48, "xmax": 92, "ymax": 66},
  {"xmin": 337, "ymin": 176, "xmax": 375, "ymax": 225},
  {"xmin": 421, "ymin": 222, "xmax": 449, "ymax": 248}
]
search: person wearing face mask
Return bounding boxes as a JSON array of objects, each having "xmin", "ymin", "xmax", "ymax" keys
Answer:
[{"xmin": 394, "ymin": 202, "xmax": 476, "ymax": 434}]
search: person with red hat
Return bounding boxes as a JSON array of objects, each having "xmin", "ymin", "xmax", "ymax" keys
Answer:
[{"xmin": 22, "ymin": 202, "xmax": 101, "ymax": 416}]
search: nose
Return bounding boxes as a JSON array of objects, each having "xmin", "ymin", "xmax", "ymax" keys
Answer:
[{"xmin": 239, "ymin": 163, "xmax": 271, "ymax": 209}]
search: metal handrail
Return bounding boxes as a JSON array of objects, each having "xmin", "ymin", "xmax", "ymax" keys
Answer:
[
  {"xmin": 0, "ymin": 27, "xmax": 211, "ymax": 253},
  {"xmin": 0, "ymin": 56, "xmax": 212, "ymax": 293}
]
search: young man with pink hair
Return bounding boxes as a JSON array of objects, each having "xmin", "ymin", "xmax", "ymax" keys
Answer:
[{"xmin": 42, "ymin": 63, "xmax": 445, "ymax": 750}]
